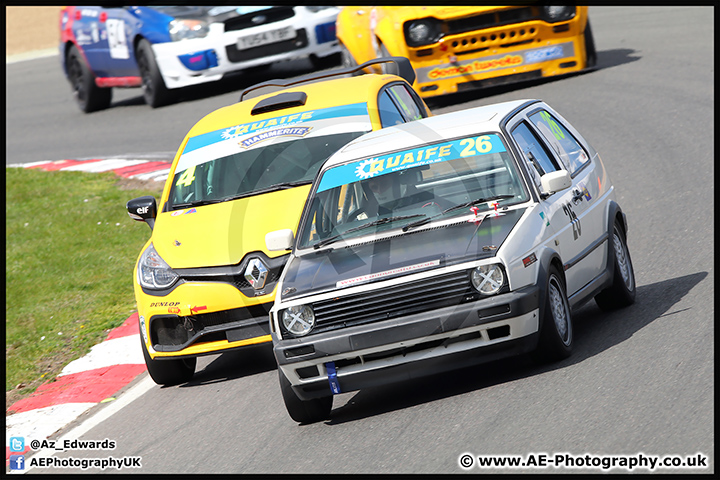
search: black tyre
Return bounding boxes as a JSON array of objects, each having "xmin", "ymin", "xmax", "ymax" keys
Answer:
[
  {"xmin": 140, "ymin": 335, "xmax": 196, "ymax": 386},
  {"xmin": 594, "ymin": 219, "xmax": 636, "ymax": 311},
  {"xmin": 278, "ymin": 369, "xmax": 332, "ymax": 424},
  {"xmin": 66, "ymin": 45, "xmax": 112, "ymax": 113},
  {"xmin": 136, "ymin": 39, "xmax": 174, "ymax": 108},
  {"xmin": 584, "ymin": 20, "xmax": 597, "ymax": 68},
  {"xmin": 532, "ymin": 265, "xmax": 573, "ymax": 363}
]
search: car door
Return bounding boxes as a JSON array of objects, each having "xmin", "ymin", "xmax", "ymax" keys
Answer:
[
  {"xmin": 508, "ymin": 111, "xmax": 601, "ymax": 298},
  {"xmin": 74, "ymin": 7, "xmax": 136, "ymax": 77},
  {"xmin": 526, "ymin": 106, "xmax": 606, "ymax": 298}
]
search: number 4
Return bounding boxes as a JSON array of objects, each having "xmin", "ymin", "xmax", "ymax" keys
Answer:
[{"xmin": 175, "ymin": 166, "xmax": 196, "ymax": 187}]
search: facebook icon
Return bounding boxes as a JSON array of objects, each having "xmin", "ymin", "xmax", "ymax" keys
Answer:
[{"xmin": 9, "ymin": 455, "xmax": 25, "ymax": 471}]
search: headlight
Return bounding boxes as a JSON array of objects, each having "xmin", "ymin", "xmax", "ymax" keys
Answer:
[
  {"xmin": 169, "ymin": 19, "xmax": 209, "ymax": 41},
  {"xmin": 137, "ymin": 243, "xmax": 179, "ymax": 290},
  {"xmin": 471, "ymin": 264, "xmax": 505, "ymax": 296},
  {"xmin": 541, "ymin": 6, "xmax": 576, "ymax": 23},
  {"xmin": 281, "ymin": 305, "xmax": 316, "ymax": 336},
  {"xmin": 404, "ymin": 19, "xmax": 442, "ymax": 47}
]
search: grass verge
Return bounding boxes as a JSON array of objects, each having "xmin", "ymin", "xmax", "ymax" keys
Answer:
[{"xmin": 5, "ymin": 167, "xmax": 163, "ymax": 413}]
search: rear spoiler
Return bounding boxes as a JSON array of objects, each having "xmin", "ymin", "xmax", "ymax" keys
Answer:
[{"xmin": 239, "ymin": 56, "xmax": 416, "ymax": 102}]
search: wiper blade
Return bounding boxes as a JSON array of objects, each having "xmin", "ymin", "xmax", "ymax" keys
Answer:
[
  {"xmin": 442, "ymin": 194, "xmax": 515, "ymax": 214},
  {"xmin": 313, "ymin": 214, "xmax": 423, "ymax": 249},
  {"xmin": 402, "ymin": 194, "xmax": 515, "ymax": 232},
  {"xmin": 171, "ymin": 199, "xmax": 225, "ymax": 209}
]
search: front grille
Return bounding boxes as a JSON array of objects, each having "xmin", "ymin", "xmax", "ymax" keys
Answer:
[
  {"xmin": 175, "ymin": 252, "xmax": 286, "ymax": 297},
  {"xmin": 226, "ymin": 29, "xmax": 308, "ymax": 63},
  {"xmin": 224, "ymin": 7, "xmax": 295, "ymax": 32},
  {"xmin": 445, "ymin": 7, "xmax": 536, "ymax": 36},
  {"xmin": 456, "ymin": 69, "xmax": 542, "ymax": 90},
  {"xmin": 151, "ymin": 304, "xmax": 271, "ymax": 350},
  {"xmin": 309, "ymin": 269, "xmax": 476, "ymax": 335}
]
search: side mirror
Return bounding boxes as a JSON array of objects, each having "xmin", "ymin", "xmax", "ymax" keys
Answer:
[
  {"xmin": 540, "ymin": 170, "xmax": 572, "ymax": 198},
  {"xmin": 126, "ymin": 196, "xmax": 157, "ymax": 230},
  {"xmin": 266, "ymin": 229, "xmax": 294, "ymax": 251}
]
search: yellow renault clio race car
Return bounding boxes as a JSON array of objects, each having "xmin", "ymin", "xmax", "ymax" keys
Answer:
[
  {"xmin": 126, "ymin": 58, "xmax": 430, "ymax": 386},
  {"xmin": 337, "ymin": 6, "xmax": 596, "ymax": 98}
]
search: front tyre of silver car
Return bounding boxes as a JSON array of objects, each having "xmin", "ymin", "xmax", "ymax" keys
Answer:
[
  {"xmin": 278, "ymin": 369, "xmax": 332, "ymax": 424},
  {"xmin": 532, "ymin": 265, "xmax": 573, "ymax": 363},
  {"xmin": 594, "ymin": 219, "xmax": 636, "ymax": 311},
  {"xmin": 140, "ymin": 335, "xmax": 196, "ymax": 386}
]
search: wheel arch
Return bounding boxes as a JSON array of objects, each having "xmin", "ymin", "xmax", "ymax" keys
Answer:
[
  {"xmin": 535, "ymin": 246, "xmax": 566, "ymax": 331},
  {"xmin": 604, "ymin": 200, "xmax": 627, "ymax": 281}
]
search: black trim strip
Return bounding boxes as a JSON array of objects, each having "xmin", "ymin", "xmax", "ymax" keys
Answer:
[{"xmin": 564, "ymin": 233, "xmax": 608, "ymax": 270}]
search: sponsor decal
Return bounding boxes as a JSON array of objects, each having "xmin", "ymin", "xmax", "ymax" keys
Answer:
[
  {"xmin": 150, "ymin": 302, "xmax": 180, "ymax": 307},
  {"xmin": 336, "ymin": 260, "xmax": 440, "ymax": 288},
  {"xmin": 524, "ymin": 45, "xmax": 564, "ymax": 64},
  {"xmin": 579, "ymin": 182, "xmax": 592, "ymax": 201},
  {"xmin": 416, "ymin": 42, "xmax": 574, "ymax": 83},
  {"xmin": 221, "ymin": 112, "xmax": 314, "ymax": 140},
  {"xmin": 539, "ymin": 211, "xmax": 550, "ymax": 227},
  {"xmin": 170, "ymin": 208, "xmax": 197, "ymax": 216},
  {"xmin": 168, "ymin": 307, "xmax": 181, "ymax": 314},
  {"xmin": 239, "ymin": 126, "xmax": 312, "ymax": 148},
  {"xmin": 429, "ymin": 54, "xmax": 523, "ymax": 79},
  {"xmin": 522, "ymin": 252, "xmax": 538, "ymax": 268},
  {"xmin": 182, "ymin": 103, "xmax": 369, "ymax": 155},
  {"xmin": 318, "ymin": 134, "xmax": 506, "ymax": 192}
]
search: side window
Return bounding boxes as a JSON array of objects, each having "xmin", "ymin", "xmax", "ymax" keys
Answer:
[
  {"xmin": 529, "ymin": 110, "xmax": 590, "ymax": 174},
  {"xmin": 511, "ymin": 121, "xmax": 560, "ymax": 189},
  {"xmin": 387, "ymin": 84, "xmax": 424, "ymax": 121},
  {"xmin": 378, "ymin": 90, "xmax": 405, "ymax": 127}
]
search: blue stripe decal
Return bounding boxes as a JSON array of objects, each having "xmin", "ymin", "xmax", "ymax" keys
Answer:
[
  {"xmin": 182, "ymin": 102, "xmax": 369, "ymax": 154},
  {"xmin": 318, "ymin": 134, "xmax": 507, "ymax": 192}
]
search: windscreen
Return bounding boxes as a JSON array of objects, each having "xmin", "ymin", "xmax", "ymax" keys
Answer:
[
  {"xmin": 297, "ymin": 133, "xmax": 530, "ymax": 250},
  {"xmin": 168, "ymin": 103, "xmax": 372, "ymax": 209}
]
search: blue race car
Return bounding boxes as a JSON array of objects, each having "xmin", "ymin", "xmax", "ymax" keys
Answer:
[{"xmin": 59, "ymin": 6, "xmax": 340, "ymax": 112}]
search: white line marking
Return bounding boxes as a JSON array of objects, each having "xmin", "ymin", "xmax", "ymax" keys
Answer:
[{"xmin": 21, "ymin": 375, "xmax": 156, "ymax": 474}]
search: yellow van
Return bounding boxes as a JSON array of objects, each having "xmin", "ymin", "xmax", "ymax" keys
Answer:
[
  {"xmin": 337, "ymin": 6, "xmax": 596, "ymax": 98},
  {"xmin": 126, "ymin": 58, "xmax": 431, "ymax": 385}
]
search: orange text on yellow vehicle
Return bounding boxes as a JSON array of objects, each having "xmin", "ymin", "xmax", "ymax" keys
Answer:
[{"xmin": 336, "ymin": 6, "xmax": 596, "ymax": 98}]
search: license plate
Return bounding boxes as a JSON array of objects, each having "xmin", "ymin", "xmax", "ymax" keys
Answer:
[{"xmin": 236, "ymin": 26, "xmax": 296, "ymax": 50}]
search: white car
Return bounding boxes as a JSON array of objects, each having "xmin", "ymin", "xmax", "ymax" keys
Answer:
[
  {"xmin": 151, "ymin": 6, "xmax": 341, "ymax": 91},
  {"xmin": 266, "ymin": 99, "xmax": 636, "ymax": 423}
]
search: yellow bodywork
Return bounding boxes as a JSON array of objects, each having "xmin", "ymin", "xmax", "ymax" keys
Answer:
[
  {"xmin": 136, "ymin": 73, "xmax": 412, "ymax": 359},
  {"xmin": 337, "ymin": 6, "xmax": 591, "ymax": 98}
]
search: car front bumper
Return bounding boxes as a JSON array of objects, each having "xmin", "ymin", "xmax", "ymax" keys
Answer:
[
  {"xmin": 136, "ymin": 280, "xmax": 274, "ymax": 360},
  {"xmin": 275, "ymin": 284, "xmax": 540, "ymax": 400},
  {"xmin": 151, "ymin": 8, "xmax": 340, "ymax": 89}
]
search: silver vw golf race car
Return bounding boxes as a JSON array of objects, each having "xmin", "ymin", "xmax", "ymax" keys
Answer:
[{"xmin": 265, "ymin": 99, "xmax": 636, "ymax": 423}]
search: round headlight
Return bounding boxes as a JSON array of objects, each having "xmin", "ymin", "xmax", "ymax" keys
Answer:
[
  {"xmin": 405, "ymin": 19, "xmax": 440, "ymax": 47},
  {"xmin": 542, "ymin": 6, "xmax": 575, "ymax": 23},
  {"xmin": 408, "ymin": 21, "xmax": 431, "ymax": 44},
  {"xmin": 471, "ymin": 264, "xmax": 505, "ymax": 295},
  {"xmin": 281, "ymin": 305, "xmax": 316, "ymax": 336}
]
